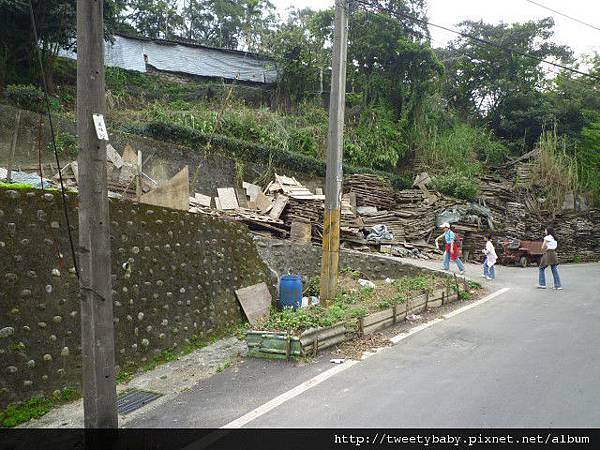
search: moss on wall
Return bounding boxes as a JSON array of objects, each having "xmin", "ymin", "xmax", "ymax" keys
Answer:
[{"xmin": 0, "ymin": 187, "xmax": 271, "ymax": 408}]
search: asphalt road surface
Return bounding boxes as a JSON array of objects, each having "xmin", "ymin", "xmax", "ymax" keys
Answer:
[{"xmin": 129, "ymin": 261, "xmax": 600, "ymax": 428}]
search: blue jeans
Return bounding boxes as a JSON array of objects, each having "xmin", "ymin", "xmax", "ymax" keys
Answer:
[
  {"xmin": 443, "ymin": 251, "xmax": 465, "ymax": 272},
  {"xmin": 539, "ymin": 265, "xmax": 561, "ymax": 288},
  {"xmin": 483, "ymin": 258, "xmax": 496, "ymax": 279}
]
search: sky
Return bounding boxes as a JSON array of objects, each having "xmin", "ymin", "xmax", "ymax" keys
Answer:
[{"xmin": 273, "ymin": 0, "xmax": 600, "ymax": 60}]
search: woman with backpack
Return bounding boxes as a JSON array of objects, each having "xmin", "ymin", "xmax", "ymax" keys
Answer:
[
  {"xmin": 435, "ymin": 223, "xmax": 466, "ymax": 274},
  {"xmin": 537, "ymin": 226, "xmax": 563, "ymax": 290}
]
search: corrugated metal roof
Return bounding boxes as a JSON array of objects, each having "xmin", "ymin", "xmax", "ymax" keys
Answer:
[{"xmin": 61, "ymin": 34, "xmax": 279, "ymax": 84}]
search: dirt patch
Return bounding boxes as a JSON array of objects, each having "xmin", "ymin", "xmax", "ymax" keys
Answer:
[{"xmin": 332, "ymin": 333, "xmax": 393, "ymax": 360}]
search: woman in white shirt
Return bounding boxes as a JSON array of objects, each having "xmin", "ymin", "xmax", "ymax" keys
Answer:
[
  {"xmin": 482, "ymin": 235, "xmax": 497, "ymax": 280},
  {"xmin": 537, "ymin": 226, "xmax": 562, "ymax": 290}
]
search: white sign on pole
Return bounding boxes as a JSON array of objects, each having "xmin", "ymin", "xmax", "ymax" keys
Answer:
[{"xmin": 92, "ymin": 114, "xmax": 109, "ymax": 141}]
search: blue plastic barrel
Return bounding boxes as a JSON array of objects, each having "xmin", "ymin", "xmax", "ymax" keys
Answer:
[{"xmin": 279, "ymin": 275, "xmax": 303, "ymax": 309}]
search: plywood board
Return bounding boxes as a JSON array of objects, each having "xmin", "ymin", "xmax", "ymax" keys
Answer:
[
  {"xmin": 122, "ymin": 144, "xmax": 137, "ymax": 164},
  {"xmin": 214, "ymin": 197, "xmax": 222, "ymax": 210},
  {"xmin": 269, "ymin": 194, "xmax": 289, "ymax": 219},
  {"xmin": 256, "ymin": 190, "xmax": 273, "ymax": 214},
  {"xmin": 290, "ymin": 221, "xmax": 311, "ymax": 243},
  {"xmin": 194, "ymin": 193, "xmax": 212, "ymax": 207},
  {"xmin": 242, "ymin": 182, "xmax": 262, "ymax": 201},
  {"xmin": 106, "ymin": 144, "xmax": 124, "ymax": 169},
  {"xmin": 235, "ymin": 282, "xmax": 272, "ymax": 327},
  {"xmin": 140, "ymin": 166, "xmax": 189, "ymax": 211},
  {"xmin": 217, "ymin": 187, "xmax": 239, "ymax": 210},
  {"xmin": 236, "ymin": 187, "xmax": 248, "ymax": 209}
]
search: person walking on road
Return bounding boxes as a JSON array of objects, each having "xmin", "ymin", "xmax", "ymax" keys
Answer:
[
  {"xmin": 435, "ymin": 223, "xmax": 465, "ymax": 274},
  {"xmin": 537, "ymin": 226, "xmax": 563, "ymax": 290},
  {"xmin": 482, "ymin": 235, "xmax": 497, "ymax": 281}
]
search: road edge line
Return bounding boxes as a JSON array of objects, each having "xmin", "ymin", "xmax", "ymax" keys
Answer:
[
  {"xmin": 221, "ymin": 359, "xmax": 359, "ymax": 429},
  {"xmin": 219, "ymin": 287, "xmax": 510, "ymax": 430}
]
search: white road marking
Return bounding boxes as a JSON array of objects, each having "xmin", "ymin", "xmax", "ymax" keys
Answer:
[
  {"xmin": 221, "ymin": 360, "xmax": 359, "ymax": 429},
  {"xmin": 221, "ymin": 287, "xmax": 510, "ymax": 429},
  {"xmin": 442, "ymin": 287, "xmax": 510, "ymax": 319}
]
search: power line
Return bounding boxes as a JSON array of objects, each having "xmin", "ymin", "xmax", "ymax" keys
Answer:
[
  {"xmin": 28, "ymin": 0, "xmax": 80, "ymax": 278},
  {"xmin": 524, "ymin": 0, "xmax": 600, "ymax": 33},
  {"xmin": 354, "ymin": 0, "xmax": 600, "ymax": 82}
]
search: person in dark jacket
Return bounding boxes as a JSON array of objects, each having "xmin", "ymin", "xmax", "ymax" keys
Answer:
[{"xmin": 537, "ymin": 226, "xmax": 562, "ymax": 290}]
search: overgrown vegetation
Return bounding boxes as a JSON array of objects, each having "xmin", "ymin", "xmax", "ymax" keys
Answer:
[
  {"xmin": 261, "ymin": 274, "xmax": 452, "ymax": 334},
  {"xmin": 430, "ymin": 174, "xmax": 480, "ymax": 201},
  {"xmin": 0, "ymin": 387, "xmax": 78, "ymax": 428},
  {"xmin": 2, "ymin": 1, "xmax": 600, "ymax": 206}
]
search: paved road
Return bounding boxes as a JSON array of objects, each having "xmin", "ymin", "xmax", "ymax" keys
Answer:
[{"xmin": 129, "ymin": 261, "xmax": 600, "ymax": 428}]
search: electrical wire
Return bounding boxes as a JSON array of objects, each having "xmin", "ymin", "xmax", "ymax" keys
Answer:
[
  {"xmin": 354, "ymin": 0, "xmax": 600, "ymax": 82},
  {"xmin": 524, "ymin": 0, "xmax": 600, "ymax": 33},
  {"xmin": 28, "ymin": 0, "xmax": 80, "ymax": 278}
]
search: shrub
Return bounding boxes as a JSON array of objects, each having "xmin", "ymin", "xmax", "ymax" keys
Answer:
[
  {"xmin": 431, "ymin": 174, "xmax": 480, "ymax": 200},
  {"xmin": 141, "ymin": 121, "xmax": 411, "ymax": 188},
  {"xmin": 4, "ymin": 84, "xmax": 45, "ymax": 112}
]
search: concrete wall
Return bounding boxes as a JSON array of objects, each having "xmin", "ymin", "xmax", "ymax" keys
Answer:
[
  {"xmin": 0, "ymin": 104, "xmax": 324, "ymax": 198},
  {"xmin": 255, "ymin": 237, "xmax": 426, "ymax": 283},
  {"xmin": 0, "ymin": 187, "xmax": 272, "ymax": 408}
]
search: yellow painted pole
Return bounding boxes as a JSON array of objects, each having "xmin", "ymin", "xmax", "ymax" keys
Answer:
[{"xmin": 320, "ymin": 0, "xmax": 348, "ymax": 305}]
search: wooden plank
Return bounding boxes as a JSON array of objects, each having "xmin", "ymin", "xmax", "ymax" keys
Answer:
[
  {"xmin": 217, "ymin": 187, "xmax": 239, "ymax": 210},
  {"xmin": 269, "ymin": 194, "xmax": 289, "ymax": 219},
  {"xmin": 255, "ymin": 190, "xmax": 273, "ymax": 214},
  {"xmin": 290, "ymin": 221, "xmax": 311, "ymax": 242},
  {"xmin": 235, "ymin": 282, "xmax": 272, "ymax": 327},
  {"xmin": 194, "ymin": 193, "xmax": 212, "ymax": 207},
  {"xmin": 214, "ymin": 197, "xmax": 222, "ymax": 210},
  {"xmin": 106, "ymin": 144, "xmax": 124, "ymax": 169},
  {"xmin": 243, "ymin": 182, "xmax": 262, "ymax": 201},
  {"xmin": 362, "ymin": 308, "xmax": 394, "ymax": 327}
]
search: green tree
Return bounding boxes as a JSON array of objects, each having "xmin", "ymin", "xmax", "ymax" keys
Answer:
[
  {"xmin": 182, "ymin": 0, "xmax": 274, "ymax": 50},
  {"xmin": 442, "ymin": 18, "xmax": 572, "ymax": 152},
  {"xmin": 128, "ymin": 0, "xmax": 183, "ymax": 39},
  {"xmin": 578, "ymin": 118, "xmax": 600, "ymax": 205},
  {"xmin": 0, "ymin": 0, "xmax": 126, "ymax": 90}
]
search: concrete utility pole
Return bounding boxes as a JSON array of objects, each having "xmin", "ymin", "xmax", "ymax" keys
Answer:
[
  {"xmin": 77, "ymin": 0, "xmax": 118, "ymax": 428},
  {"xmin": 320, "ymin": 0, "xmax": 349, "ymax": 304}
]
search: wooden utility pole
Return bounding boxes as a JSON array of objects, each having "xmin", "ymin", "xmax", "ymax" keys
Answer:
[
  {"xmin": 77, "ymin": 0, "xmax": 118, "ymax": 428},
  {"xmin": 320, "ymin": 0, "xmax": 349, "ymax": 304}
]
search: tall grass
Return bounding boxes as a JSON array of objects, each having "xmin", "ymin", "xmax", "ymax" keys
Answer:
[{"xmin": 533, "ymin": 127, "xmax": 580, "ymax": 212}]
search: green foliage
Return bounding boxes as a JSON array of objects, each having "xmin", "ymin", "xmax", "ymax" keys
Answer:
[
  {"xmin": 263, "ymin": 274, "xmax": 445, "ymax": 333},
  {"xmin": 578, "ymin": 117, "xmax": 600, "ymax": 206},
  {"xmin": 304, "ymin": 276, "xmax": 321, "ymax": 297},
  {"xmin": 339, "ymin": 267, "xmax": 361, "ymax": 279},
  {"xmin": 52, "ymin": 131, "xmax": 78, "ymax": 156},
  {"xmin": 141, "ymin": 121, "xmax": 410, "ymax": 187},
  {"xmin": 533, "ymin": 128, "xmax": 580, "ymax": 212},
  {"xmin": 4, "ymin": 84, "xmax": 46, "ymax": 112},
  {"xmin": 345, "ymin": 104, "xmax": 407, "ymax": 170},
  {"xmin": 431, "ymin": 174, "xmax": 480, "ymax": 200},
  {"xmin": 467, "ymin": 280, "xmax": 482, "ymax": 290},
  {"xmin": 0, "ymin": 388, "xmax": 78, "ymax": 428},
  {"xmin": 459, "ymin": 290, "xmax": 474, "ymax": 301},
  {"xmin": 442, "ymin": 18, "xmax": 572, "ymax": 152}
]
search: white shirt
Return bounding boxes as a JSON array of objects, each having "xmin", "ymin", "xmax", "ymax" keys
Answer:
[
  {"xmin": 544, "ymin": 235, "xmax": 557, "ymax": 250},
  {"xmin": 484, "ymin": 241, "xmax": 497, "ymax": 266}
]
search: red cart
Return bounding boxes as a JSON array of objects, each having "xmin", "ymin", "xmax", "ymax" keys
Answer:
[{"xmin": 500, "ymin": 239, "xmax": 544, "ymax": 268}]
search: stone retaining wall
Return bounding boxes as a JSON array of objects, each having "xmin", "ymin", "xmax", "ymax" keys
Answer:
[
  {"xmin": 255, "ymin": 237, "xmax": 426, "ymax": 283},
  {"xmin": 0, "ymin": 187, "xmax": 271, "ymax": 408}
]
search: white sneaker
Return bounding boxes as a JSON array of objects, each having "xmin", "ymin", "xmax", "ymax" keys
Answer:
[
  {"xmin": 536, "ymin": 285, "xmax": 547, "ymax": 289},
  {"xmin": 555, "ymin": 287, "xmax": 563, "ymax": 290},
  {"xmin": 485, "ymin": 276, "xmax": 492, "ymax": 281},
  {"xmin": 459, "ymin": 271, "xmax": 465, "ymax": 275}
]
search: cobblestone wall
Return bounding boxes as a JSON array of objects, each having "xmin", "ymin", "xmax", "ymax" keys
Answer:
[{"xmin": 0, "ymin": 187, "xmax": 271, "ymax": 408}]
